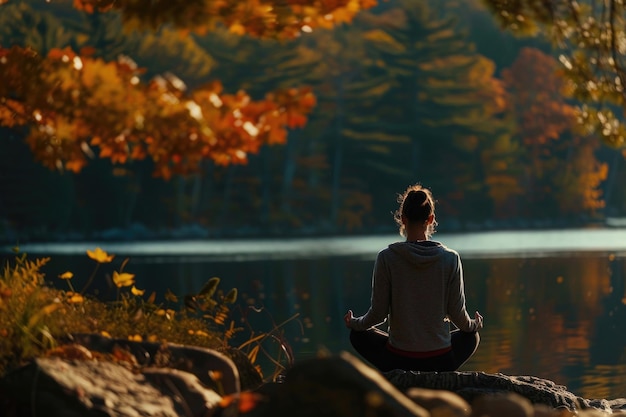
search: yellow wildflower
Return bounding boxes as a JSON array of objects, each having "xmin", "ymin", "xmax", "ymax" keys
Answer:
[
  {"xmin": 131, "ymin": 286, "xmax": 145, "ymax": 296},
  {"xmin": 86, "ymin": 247, "xmax": 114, "ymax": 263},
  {"xmin": 112, "ymin": 271, "xmax": 135, "ymax": 288},
  {"xmin": 68, "ymin": 293, "xmax": 84, "ymax": 304}
]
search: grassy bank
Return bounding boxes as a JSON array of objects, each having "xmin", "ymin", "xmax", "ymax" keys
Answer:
[{"xmin": 0, "ymin": 248, "xmax": 290, "ymax": 380}]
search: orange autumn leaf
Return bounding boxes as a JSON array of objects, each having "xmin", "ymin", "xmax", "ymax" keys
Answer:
[
  {"xmin": 219, "ymin": 392, "xmax": 265, "ymax": 414},
  {"xmin": 65, "ymin": 159, "xmax": 87, "ymax": 173},
  {"xmin": 70, "ymin": 0, "xmax": 376, "ymax": 39},
  {"xmin": 0, "ymin": 45, "xmax": 316, "ymax": 178}
]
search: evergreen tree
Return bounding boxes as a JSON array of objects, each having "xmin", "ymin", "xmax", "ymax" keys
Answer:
[{"xmin": 348, "ymin": 0, "xmax": 516, "ymax": 222}]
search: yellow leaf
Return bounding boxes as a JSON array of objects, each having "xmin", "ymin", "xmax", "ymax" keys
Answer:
[
  {"xmin": 58, "ymin": 271, "xmax": 74, "ymax": 279},
  {"xmin": 128, "ymin": 334, "xmax": 142, "ymax": 342},
  {"xmin": 223, "ymin": 288, "xmax": 238, "ymax": 304},
  {"xmin": 113, "ymin": 271, "xmax": 135, "ymax": 288},
  {"xmin": 198, "ymin": 277, "xmax": 220, "ymax": 297},
  {"xmin": 86, "ymin": 247, "xmax": 114, "ymax": 263},
  {"xmin": 27, "ymin": 303, "xmax": 61, "ymax": 330},
  {"xmin": 248, "ymin": 344, "xmax": 260, "ymax": 364},
  {"xmin": 101, "ymin": 331, "xmax": 112, "ymax": 338},
  {"xmin": 131, "ymin": 286, "xmax": 145, "ymax": 296}
]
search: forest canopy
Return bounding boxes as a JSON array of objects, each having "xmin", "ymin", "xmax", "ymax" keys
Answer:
[
  {"xmin": 71, "ymin": 0, "xmax": 379, "ymax": 39},
  {"xmin": 0, "ymin": 0, "xmax": 621, "ymax": 239},
  {"xmin": 2, "ymin": 0, "xmax": 624, "ymax": 179}
]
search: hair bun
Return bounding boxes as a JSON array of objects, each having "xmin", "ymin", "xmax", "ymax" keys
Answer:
[
  {"xmin": 393, "ymin": 184, "xmax": 436, "ymax": 238},
  {"xmin": 407, "ymin": 189, "xmax": 428, "ymax": 205}
]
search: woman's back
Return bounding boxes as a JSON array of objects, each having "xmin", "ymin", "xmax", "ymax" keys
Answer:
[{"xmin": 381, "ymin": 241, "xmax": 473, "ymax": 351}]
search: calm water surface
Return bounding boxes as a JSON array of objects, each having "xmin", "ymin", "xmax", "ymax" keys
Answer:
[{"xmin": 6, "ymin": 229, "xmax": 626, "ymax": 400}]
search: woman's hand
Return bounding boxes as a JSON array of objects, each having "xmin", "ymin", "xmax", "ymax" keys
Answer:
[
  {"xmin": 344, "ymin": 310, "xmax": 354, "ymax": 328},
  {"xmin": 474, "ymin": 311, "xmax": 484, "ymax": 331}
]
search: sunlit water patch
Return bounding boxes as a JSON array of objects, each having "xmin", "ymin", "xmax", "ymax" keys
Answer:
[{"xmin": 7, "ymin": 228, "xmax": 626, "ymax": 259}]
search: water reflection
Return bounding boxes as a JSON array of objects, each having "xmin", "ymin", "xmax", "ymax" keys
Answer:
[
  {"xmin": 591, "ymin": 258, "xmax": 626, "ymax": 366},
  {"xmin": 462, "ymin": 256, "xmax": 625, "ymax": 399},
  {"xmin": 130, "ymin": 253, "xmax": 624, "ymax": 400}
]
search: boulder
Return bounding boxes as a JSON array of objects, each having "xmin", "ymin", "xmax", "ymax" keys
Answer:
[
  {"xmin": 2, "ymin": 347, "xmax": 626, "ymax": 417},
  {"xmin": 405, "ymin": 387, "xmax": 471, "ymax": 417},
  {"xmin": 0, "ymin": 357, "xmax": 220, "ymax": 417},
  {"xmin": 469, "ymin": 392, "xmax": 534, "ymax": 417},
  {"xmin": 384, "ymin": 369, "xmax": 626, "ymax": 414},
  {"xmin": 247, "ymin": 351, "xmax": 430, "ymax": 417},
  {"xmin": 0, "ymin": 335, "xmax": 243, "ymax": 417},
  {"xmin": 67, "ymin": 333, "xmax": 240, "ymax": 395}
]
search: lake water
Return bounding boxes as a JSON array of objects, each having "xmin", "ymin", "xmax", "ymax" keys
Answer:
[{"xmin": 4, "ymin": 229, "xmax": 626, "ymax": 400}]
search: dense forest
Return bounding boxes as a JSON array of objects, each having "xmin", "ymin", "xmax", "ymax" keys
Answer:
[{"xmin": 1, "ymin": 0, "xmax": 625, "ymax": 243}]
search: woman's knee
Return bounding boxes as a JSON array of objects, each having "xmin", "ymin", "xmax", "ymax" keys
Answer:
[{"xmin": 453, "ymin": 330, "xmax": 480, "ymax": 347}]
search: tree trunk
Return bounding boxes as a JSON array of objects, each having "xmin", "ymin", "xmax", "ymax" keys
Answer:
[
  {"xmin": 260, "ymin": 146, "xmax": 271, "ymax": 230},
  {"xmin": 330, "ymin": 79, "xmax": 345, "ymax": 229},
  {"xmin": 280, "ymin": 130, "xmax": 299, "ymax": 215}
]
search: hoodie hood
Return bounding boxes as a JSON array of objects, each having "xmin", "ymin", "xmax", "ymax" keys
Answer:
[{"xmin": 388, "ymin": 240, "xmax": 446, "ymax": 266}]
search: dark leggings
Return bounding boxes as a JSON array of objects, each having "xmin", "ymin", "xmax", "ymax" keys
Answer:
[{"xmin": 349, "ymin": 328, "xmax": 480, "ymax": 372}]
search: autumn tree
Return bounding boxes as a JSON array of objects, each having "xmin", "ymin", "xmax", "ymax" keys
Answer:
[
  {"xmin": 199, "ymin": 16, "xmax": 384, "ymax": 232},
  {"xmin": 0, "ymin": 0, "xmax": 377, "ymax": 179},
  {"xmin": 186, "ymin": 22, "xmax": 381, "ymax": 232},
  {"xmin": 194, "ymin": 28, "xmax": 328, "ymax": 230},
  {"xmin": 0, "ymin": 0, "xmax": 380, "ymax": 236},
  {"xmin": 355, "ymin": 0, "xmax": 514, "ymax": 222},
  {"xmin": 501, "ymin": 47, "xmax": 608, "ymax": 218},
  {"xmin": 482, "ymin": 0, "xmax": 626, "ymax": 149}
]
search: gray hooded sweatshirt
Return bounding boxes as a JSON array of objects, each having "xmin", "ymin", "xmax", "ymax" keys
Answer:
[{"xmin": 349, "ymin": 240, "xmax": 479, "ymax": 352}]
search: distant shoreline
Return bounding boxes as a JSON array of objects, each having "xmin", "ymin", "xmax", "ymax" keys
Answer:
[{"xmin": 4, "ymin": 228, "xmax": 626, "ymax": 260}]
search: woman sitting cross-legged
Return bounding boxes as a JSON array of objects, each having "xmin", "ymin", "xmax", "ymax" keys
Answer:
[{"xmin": 344, "ymin": 184, "xmax": 483, "ymax": 372}]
